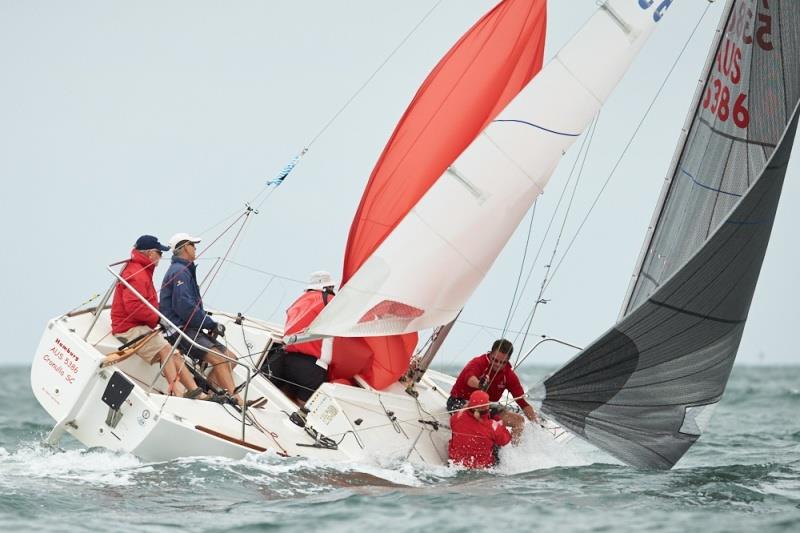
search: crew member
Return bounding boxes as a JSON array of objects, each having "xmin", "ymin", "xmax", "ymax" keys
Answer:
[
  {"xmin": 448, "ymin": 339, "xmax": 538, "ymax": 443},
  {"xmin": 448, "ymin": 390, "xmax": 512, "ymax": 469},
  {"xmin": 160, "ymin": 232, "xmax": 241, "ymax": 404},
  {"xmin": 279, "ymin": 271, "xmax": 336, "ymax": 407}
]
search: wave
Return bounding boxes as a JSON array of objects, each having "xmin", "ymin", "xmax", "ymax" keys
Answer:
[{"xmin": 0, "ymin": 442, "xmax": 148, "ymax": 489}]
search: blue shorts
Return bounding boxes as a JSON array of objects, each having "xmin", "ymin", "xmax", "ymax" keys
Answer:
[{"xmin": 168, "ymin": 328, "xmax": 225, "ymax": 362}]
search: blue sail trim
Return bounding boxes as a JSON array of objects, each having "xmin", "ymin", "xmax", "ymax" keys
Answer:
[
  {"xmin": 492, "ymin": 119, "xmax": 580, "ymax": 137},
  {"xmin": 681, "ymin": 168, "xmax": 742, "ymax": 197}
]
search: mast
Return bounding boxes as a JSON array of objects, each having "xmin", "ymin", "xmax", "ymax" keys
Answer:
[
  {"xmin": 619, "ymin": 0, "xmax": 735, "ymax": 320},
  {"xmin": 403, "ymin": 311, "xmax": 461, "ymax": 388}
]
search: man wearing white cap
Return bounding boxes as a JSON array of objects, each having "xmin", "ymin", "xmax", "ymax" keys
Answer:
[
  {"xmin": 277, "ymin": 270, "xmax": 336, "ymax": 407},
  {"xmin": 160, "ymin": 232, "xmax": 241, "ymax": 403}
]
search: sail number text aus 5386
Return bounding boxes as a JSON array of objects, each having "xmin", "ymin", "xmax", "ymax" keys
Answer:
[
  {"xmin": 728, "ymin": 0, "xmax": 774, "ymax": 52},
  {"xmin": 703, "ymin": 77, "xmax": 749, "ymax": 128},
  {"xmin": 703, "ymin": 36, "xmax": 749, "ymax": 128},
  {"xmin": 701, "ymin": 0, "xmax": 774, "ymax": 129}
]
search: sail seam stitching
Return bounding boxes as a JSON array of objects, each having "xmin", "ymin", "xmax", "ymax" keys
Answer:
[{"xmin": 648, "ymin": 299, "xmax": 744, "ymax": 324}]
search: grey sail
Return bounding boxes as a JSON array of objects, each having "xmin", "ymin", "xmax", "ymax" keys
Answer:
[
  {"xmin": 623, "ymin": 0, "xmax": 800, "ymax": 314},
  {"xmin": 536, "ymin": 0, "xmax": 800, "ymax": 469}
]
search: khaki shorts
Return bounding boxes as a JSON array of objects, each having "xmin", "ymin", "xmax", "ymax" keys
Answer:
[{"xmin": 116, "ymin": 325, "xmax": 170, "ymax": 365}]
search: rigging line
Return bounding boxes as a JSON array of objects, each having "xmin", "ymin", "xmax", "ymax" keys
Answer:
[
  {"xmin": 542, "ymin": 1, "xmax": 715, "ymax": 294},
  {"xmin": 516, "ymin": 112, "xmax": 599, "ymax": 364},
  {"xmin": 413, "ymin": 332, "xmax": 434, "ymax": 358},
  {"xmin": 189, "ymin": 0, "xmax": 444, "ymax": 242},
  {"xmin": 323, "ymin": 391, "xmax": 540, "ymax": 438},
  {"xmin": 196, "ymin": 207, "xmax": 248, "ymax": 239},
  {"xmin": 210, "ymin": 205, "xmax": 261, "ymax": 289},
  {"xmin": 438, "ymin": 324, "xmax": 489, "ymax": 367},
  {"xmin": 243, "ymin": 274, "xmax": 277, "ymax": 314},
  {"xmin": 245, "ymin": 411, "xmax": 288, "ymax": 455},
  {"xmin": 254, "ymin": 185, "xmax": 280, "ymax": 212},
  {"xmin": 507, "ymin": 118, "xmax": 597, "ymax": 342},
  {"xmin": 212, "ymin": 258, "xmax": 307, "ymax": 285},
  {"xmin": 237, "ymin": 322, "xmax": 261, "ymax": 369},
  {"xmin": 199, "ymin": 211, "xmax": 254, "ymax": 303},
  {"xmin": 458, "ymin": 319, "xmax": 544, "ymax": 338},
  {"xmin": 500, "ymin": 201, "xmax": 538, "ymax": 340},
  {"xmin": 198, "ymin": 190, "xmax": 268, "ymax": 240},
  {"xmin": 513, "ymin": 336, "xmax": 582, "ymax": 370},
  {"xmin": 266, "ymin": 284, "xmax": 289, "ymax": 322},
  {"xmin": 304, "ymin": 0, "xmax": 444, "ymax": 149},
  {"xmin": 159, "ymin": 3, "xmax": 442, "ymax": 250}
]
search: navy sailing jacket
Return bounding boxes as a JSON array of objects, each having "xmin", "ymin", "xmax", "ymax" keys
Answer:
[{"xmin": 159, "ymin": 257, "xmax": 217, "ymax": 332}]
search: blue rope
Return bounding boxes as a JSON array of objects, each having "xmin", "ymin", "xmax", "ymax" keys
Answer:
[
  {"xmin": 492, "ymin": 118, "xmax": 580, "ymax": 137},
  {"xmin": 267, "ymin": 148, "xmax": 308, "ymax": 187}
]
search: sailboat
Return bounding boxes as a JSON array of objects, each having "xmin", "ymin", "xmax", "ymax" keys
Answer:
[{"xmin": 30, "ymin": 0, "xmax": 799, "ymax": 469}]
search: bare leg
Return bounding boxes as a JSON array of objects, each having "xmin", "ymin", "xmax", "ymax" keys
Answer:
[
  {"xmin": 500, "ymin": 411, "xmax": 525, "ymax": 445},
  {"xmin": 157, "ymin": 346, "xmax": 187, "ymax": 397},
  {"xmin": 170, "ymin": 352, "xmax": 201, "ymax": 395},
  {"xmin": 204, "ymin": 350, "xmax": 238, "ymax": 399}
]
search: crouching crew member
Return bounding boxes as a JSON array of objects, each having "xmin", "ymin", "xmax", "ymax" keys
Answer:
[{"xmin": 448, "ymin": 390, "xmax": 512, "ymax": 469}]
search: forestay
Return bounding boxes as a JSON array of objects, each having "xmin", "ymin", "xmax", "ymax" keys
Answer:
[
  {"xmin": 539, "ymin": 0, "xmax": 800, "ymax": 469},
  {"xmin": 310, "ymin": 0, "xmax": 670, "ymax": 340}
]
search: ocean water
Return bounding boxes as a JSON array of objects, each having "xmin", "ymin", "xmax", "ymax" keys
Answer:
[{"xmin": 1, "ymin": 365, "xmax": 798, "ymax": 532}]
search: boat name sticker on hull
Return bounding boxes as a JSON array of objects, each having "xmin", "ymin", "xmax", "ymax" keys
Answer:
[{"xmin": 41, "ymin": 337, "xmax": 80, "ymax": 384}]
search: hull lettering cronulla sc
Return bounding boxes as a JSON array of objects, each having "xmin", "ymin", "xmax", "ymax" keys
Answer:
[{"xmin": 42, "ymin": 338, "xmax": 81, "ymax": 385}]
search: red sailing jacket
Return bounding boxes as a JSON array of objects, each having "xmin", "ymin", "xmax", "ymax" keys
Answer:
[
  {"xmin": 450, "ymin": 354, "xmax": 531, "ymax": 410},
  {"xmin": 449, "ymin": 410, "xmax": 512, "ymax": 469},
  {"xmin": 111, "ymin": 249, "xmax": 160, "ymax": 334},
  {"xmin": 284, "ymin": 290, "xmax": 329, "ymax": 358}
]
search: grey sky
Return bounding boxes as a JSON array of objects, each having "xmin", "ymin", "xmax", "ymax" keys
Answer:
[{"xmin": 1, "ymin": 1, "xmax": 796, "ymax": 368}]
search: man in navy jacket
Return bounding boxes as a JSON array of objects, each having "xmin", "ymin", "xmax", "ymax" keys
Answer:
[{"xmin": 160, "ymin": 232, "xmax": 240, "ymax": 403}]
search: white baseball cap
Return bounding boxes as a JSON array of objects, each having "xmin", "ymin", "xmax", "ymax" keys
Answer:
[
  {"xmin": 168, "ymin": 232, "xmax": 202, "ymax": 252},
  {"xmin": 306, "ymin": 270, "xmax": 335, "ymax": 291}
]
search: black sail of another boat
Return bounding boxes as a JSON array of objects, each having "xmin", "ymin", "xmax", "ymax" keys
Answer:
[{"xmin": 537, "ymin": 0, "xmax": 800, "ymax": 469}]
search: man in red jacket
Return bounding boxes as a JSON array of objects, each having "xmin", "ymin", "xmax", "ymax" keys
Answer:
[
  {"xmin": 278, "ymin": 271, "xmax": 336, "ymax": 408},
  {"xmin": 449, "ymin": 390, "xmax": 512, "ymax": 469},
  {"xmin": 111, "ymin": 235, "xmax": 203, "ymax": 399},
  {"xmin": 448, "ymin": 339, "xmax": 538, "ymax": 443}
]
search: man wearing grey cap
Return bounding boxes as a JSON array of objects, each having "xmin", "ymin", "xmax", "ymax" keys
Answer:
[{"xmin": 160, "ymin": 233, "xmax": 242, "ymax": 404}]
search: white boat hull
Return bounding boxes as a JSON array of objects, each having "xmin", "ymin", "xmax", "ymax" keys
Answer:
[{"xmin": 31, "ymin": 309, "xmax": 570, "ymax": 465}]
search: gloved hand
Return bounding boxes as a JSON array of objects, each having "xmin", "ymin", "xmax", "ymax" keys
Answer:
[
  {"xmin": 478, "ymin": 376, "xmax": 490, "ymax": 390},
  {"xmin": 211, "ymin": 322, "xmax": 226, "ymax": 338}
]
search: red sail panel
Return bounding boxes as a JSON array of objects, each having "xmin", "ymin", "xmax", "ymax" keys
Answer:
[
  {"xmin": 330, "ymin": 335, "xmax": 418, "ymax": 390},
  {"xmin": 335, "ymin": 0, "xmax": 547, "ymax": 389},
  {"xmin": 343, "ymin": 0, "xmax": 547, "ymax": 282}
]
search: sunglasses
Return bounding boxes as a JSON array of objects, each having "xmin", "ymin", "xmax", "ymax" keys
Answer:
[{"xmin": 488, "ymin": 355, "xmax": 508, "ymax": 365}]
